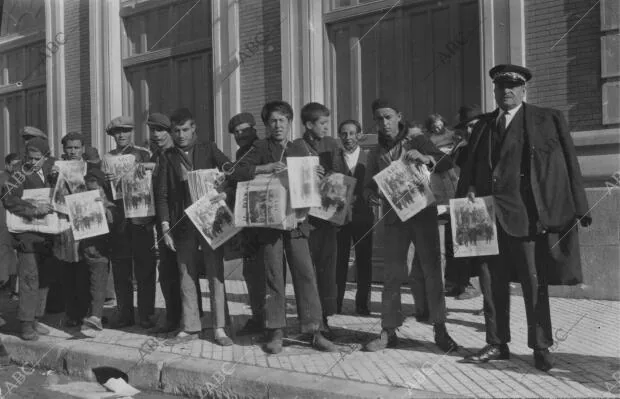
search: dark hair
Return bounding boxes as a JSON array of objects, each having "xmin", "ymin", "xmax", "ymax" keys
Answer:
[
  {"xmin": 424, "ymin": 114, "xmax": 447, "ymax": 131},
  {"xmin": 406, "ymin": 120, "xmax": 424, "ymax": 130},
  {"xmin": 170, "ymin": 108, "xmax": 195, "ymax": 126},
  {"xmin": 338, "ymin": 119, "xmax": 362, "ymax": 135},
  {"xmin": 61, "ymin": 132, "xmax": 85, "ymax": 147},
  {"xmin": 5, "ymin": 153, "xmax": 20, "ymax": 165},
  {"xmin": 261, "ymin": 101, "xmax": 294, "ymax": 125},
  {"xmin": 301, "ymin": 102, "xmax": 330, "ymax": 124}
]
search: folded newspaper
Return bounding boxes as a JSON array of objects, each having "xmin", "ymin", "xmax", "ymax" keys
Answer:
[
  {"xmin": 188, "ymin": 169, "xmax": 225, "ymax": 203},
  {"xmin": 185, "ymin": 192, "xmax": 240, "ymax": 249},
  {"xmin": 234, "ymin": 174, "xmax": 297, "ymax": 230},
  {"xmin": 309, "ymin": 173, "xmax": 357, "ymax": 226},
  {"xmin": 101, "ymin": 154, "xmax": 136, "ymax": 200},
  {"xmin": 6, "ymin": 188, "xmax": 71, "ymax": 234},
  {"xmin": 51, "ymin": 160, "xmax": 87, "ymax": 214}
]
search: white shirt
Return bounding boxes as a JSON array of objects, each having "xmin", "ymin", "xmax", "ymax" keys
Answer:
[
  {"xmin": 36, "ymin": 169, "xmax": 45, "ymax": 183},
  {"xmin": 343, "ymin": 146, "xmax": 361, "ymax": 174},
  {"xmin": 498, "ymin": 103, "xmax": 523, "ymax": 130}
]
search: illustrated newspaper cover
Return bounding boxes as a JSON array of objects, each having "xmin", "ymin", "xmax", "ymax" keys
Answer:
[
  {"xmin": 234, "ymin": 174, "xmax": 296, "ymax": 230},
  {"xmin": 286, "ymin": 156, "xmax": 321, "ymax": 208},
  {"xmin": 187, "ymin": 169, "xmax": 225, "ymax": 203},
  {"xmin": 373, "ymin": 159, "xmax": 434, "ymax": 222},
  {"xmin": 122, "ymin": 169, "xmax": 155, "ymax": 218},
  {"xmin": 185, "ymin": 193, "xmax": 240, "ymax": 250},
  {"xmin": 101, "ymin": 154, "xmax": 136, "ymax": 200},
  {"xmin": 309, "ymin": 173, "xmax": 357, "ymax": 226},
  {"xmin": 52, "ymin": 160, "xmax": 87, "ymax": 214},
  {"xmin": 6, "ymin": 188, "xmax": 70, "ymax": 234},
  {"xmin": 65, "ymin": 190, "xmax": 109, "ymax": 240},
  {"xmin": 449, "ymin": 196, "xmax": 499, "ymax": 257}
]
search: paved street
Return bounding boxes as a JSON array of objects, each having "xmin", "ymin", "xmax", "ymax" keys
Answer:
[{"xmin": 1, "ymin": 268, "xmax": 619, "ymax": 398}]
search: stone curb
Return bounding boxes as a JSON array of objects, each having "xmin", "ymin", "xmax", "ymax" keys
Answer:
[{"xmin": 0, "ymin": 333, "xmax": 463, "ymax": 398}]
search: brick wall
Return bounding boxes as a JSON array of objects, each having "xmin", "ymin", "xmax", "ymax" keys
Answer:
[
  {"xmin": 63, "ymin": 0, "xmax": 91, "ymax": 147},
  {"xmin": 525, "ymin": 0, "xmax": 608, "ymax": 132},
  {"xmin": 239, "ymin": 0, "xmax": 282, "ymax": 139}
]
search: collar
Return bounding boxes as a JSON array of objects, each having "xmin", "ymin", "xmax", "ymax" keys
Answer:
[
  {"xmin": 500, "ymin": 103, "xmax": 523, "ymax": 118},
  {"xmin": 343, "ymin": 145, "xmax": 360, "ymax": 156}
]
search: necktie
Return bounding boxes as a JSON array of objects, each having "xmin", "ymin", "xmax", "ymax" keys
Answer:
[{"xmin": 497, "ymin": 112, "xmax": 507, "ymax": 139}]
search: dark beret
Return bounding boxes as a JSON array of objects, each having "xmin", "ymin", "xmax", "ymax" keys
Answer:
[
  {"xmin": 228, "ymin": 112, "xmax": 256, "ymax": 133},
  {"xmin": 25, "ymin": 137, "xmax": 50, "ymax": 154},
  {"xmin": 371, "ymin": 98, "xmax": 400, "ymax": 114},
  {"xmin": 489, "ymin": 64, "xmax": 532, "ymax": 84},
  {"xmin": 147, "ymin": 113, "xmax": 171, "ymax": 131}
]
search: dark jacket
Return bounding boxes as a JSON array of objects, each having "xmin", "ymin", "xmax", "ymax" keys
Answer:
[
  {"xmin": 332, "ymin": 147, "xmax": 374, "ymax": 224},
  {"xmin": 155, "ymin": 141, "xmax": 231, "ymax": 232},
  {"xmin": 363, "ymin": 124, "xmax": 453, "ymax": 225},
  {"xmin": 1, "ymin": 161, "xmax": 55, "ymax": 253},
  {"xmin": 457, "ymin": 102, "xmax": 589, "ymax": 285},
  {"xmin": 230, "ymin": 138, "xmax": 312, "ymax": 238}
]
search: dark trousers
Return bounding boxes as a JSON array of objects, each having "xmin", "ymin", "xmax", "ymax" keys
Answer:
[
  {"xmin": 308, "ymin": 224, "xmax": 338, "ymax": 317},
  {"xmin": 110, "ymin": 222, "xmax": 157, "ymax": 323},
  {"xmin": 64, "ymin": 256, "xmax": 109, "ymax": 320},
  {"xmin": 478, "ymin": 224, "xmax": 553, "ymax": 350},
  {"xmin": 174, "ymin": 228, "xmax": 228, "ymax": 332},
  {"xmin": 382, "ymin": 206, "xmax": 446, "ymax": 328},
  {"xmin": 242, "ymin": 254, "xmax": 265, "ymax": 322},
  {"xmin": 444, "ymin": 222, "xmax": 476, "ymax": 291},
  {"xmin": 156, "ymin": 226, "xmax": 182, "ymax": 327},
  {"xmin": 16, "ymin": 251, "xmax": 50, "ymax": 322},
  {"xmin": 259, "ymin": 228, "xmax": 322, "ymax": 333},
  {"xmin": 336, "ymin": 221, "xmax": 373, "ymax": 312}
]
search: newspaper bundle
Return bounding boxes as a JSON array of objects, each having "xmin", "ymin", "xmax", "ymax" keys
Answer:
[
  {"xmin": 51, "ymin": 160, "xmax": 87, "ymax": 214},
  {"xmin": 101, "ymin": 154, "xmax": 137, "ymax": 200},
  {"xmin": 234, "ymin": 174, "xmax": 296, "ymax": 230},
  {"xmin": 65, "ymin": 189, "xmax": 109, "ymax": 240},
  {"xmin": 309, "ymin": 173, "xmax": 357, "ymax": 226},
  {"xmin": 373, "ymin": 159, "xmax": 434, "ymax": 222},
  {"xmin": 286, "ymin": 156, "xmax": 321, "ymax": 208},
  {"xmin": 122, "ymin": 169, "xmax": 155, "ymax": 218},
  {"xmin": 187, "ymin": 169, "xmax": 225, "ymax": 203},
  {"xmin": 449, "ymin": 196, "xmax": 499, "ymax": 257},
  {"xmin": 5, "ymin": 188, "xmax": 70, "ymax": 234},
  {"xmin": 185, "ymin": 193, "xmax": 240, "ymax": 250}
]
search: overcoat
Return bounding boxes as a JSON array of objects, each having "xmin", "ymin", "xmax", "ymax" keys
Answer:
[{"xmin": 456, "ymin": 102, "xmax": 589, "ymax": 285}]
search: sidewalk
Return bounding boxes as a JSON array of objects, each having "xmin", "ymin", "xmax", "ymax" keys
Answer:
[{"xmin": 1, "ymin": 263, "xmax": 619, "ymax": 398}]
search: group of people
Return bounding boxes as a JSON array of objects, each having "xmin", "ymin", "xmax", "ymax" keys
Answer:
[{"xmin": 0, "ymin": 63, "xmax": 591, "ymax": 373}]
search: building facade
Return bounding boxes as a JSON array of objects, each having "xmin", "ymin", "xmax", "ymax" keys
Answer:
[{"xmin": 1, "ymin": 0, "xmax": 618, "ymax": 296}]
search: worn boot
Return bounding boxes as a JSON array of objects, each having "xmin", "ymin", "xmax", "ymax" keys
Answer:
[
  {"xmin": 33, "ymin": 319, "xmax": 50, "ymax": 335},
  {"xmin": 21, "ymin": 321, "xmax": 38, "ymax": 341},
  {"xmin": 364, "ymin": 328, "xmax": 398, "ymax": 352},
  {"xmin": 434, "ymin": 323, "xmax": 458, "ymax": 352},
  {"xmin": 263, "ymin": 328, "xmax": 284, "ymax": 354},
  {"xmin": 312, "ymin": 331, "xmax": 339, "ymax": 352}
]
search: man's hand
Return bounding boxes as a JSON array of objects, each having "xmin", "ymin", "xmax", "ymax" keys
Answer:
[
  {"xmin": 161, "ymin": 222, "xmax": 176, "ymax": 252},
  {"xmin": 270, "ymin": 161, "xmax": 287, "ymax": 173},
  {"xmin": 135, "ymin": 163, "xmax": 146, "ymax": 180},
  {"xmin": 368, "ymin": 193, "xmax": 382, "ymax": 207},
  {"xmin": 403, "ymin": 149, "xmax": 431, "ymax": 165},
  {"xmin": 210, "ymin": 192, "xmax": 227, "ymax": 203},
  {"xmin": 578, "ymin": 214, "xmax": 592, "ymax": 228},
  {"xmin": 466, "ymin": 187, "xmax": 476, "ymax": 203},
  {"xmin": 50, "ymin": 165, "xmax": 60, "ymax": 177},
  {"xmin": 105, "ymin": 172, "xmax": 115, "ymax": 182},
  {"xmin": 34, "ymin": 203, "xmax": 53, "ymax": 216},
  {"xmin": 315, "ymin": 165, "xmax": 325, "ymax": 180}
]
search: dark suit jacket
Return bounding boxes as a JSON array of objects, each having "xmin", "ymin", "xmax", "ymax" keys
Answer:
[
  {"xmin": 1, "ymin": 161, "xmax": 55, "ymax": 253},
  {"xmin": 332, "ymin": 147, "xmax": 374, "ymax": 224},
  {"xmin": 457, "ymin": 102, "xmax": 589, "ymax": 285},
  {"xmin": 155, "ymin": 141, "xmax": 231, "ymax": 231}
]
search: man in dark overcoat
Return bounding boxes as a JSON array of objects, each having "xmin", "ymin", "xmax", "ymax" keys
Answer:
[{"xmin": 458, "ymin": 64, "xmax": 591, "ymax": 371}]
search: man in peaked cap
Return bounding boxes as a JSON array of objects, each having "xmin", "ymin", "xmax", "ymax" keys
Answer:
[
  {"xmin": 458, "ymin": 64, "xmax": 590, "ymax": 371},
  {"xmin": 104, "ymin": 115, "xmax": 156, "ymax": 330}
]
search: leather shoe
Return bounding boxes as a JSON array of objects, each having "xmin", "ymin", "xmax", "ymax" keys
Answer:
[
  {"xmin": 33, "ymin": 320, "xmax": 50, "ymax": 335},
  {"xmin": 312, "ymin": 332, "xmax": 339, "ymax": 352},
  {"xmin": 434, "ymin": 323, "xmax": 458, "ymax": 352},
  {"xmin": 456, "ymin": 285, "xmax": 481, "ymax": 300},
  {"xmin": 462, "ymin": 344, "xmax": 510, "ymax": 363},
  {"xmin": 534, "ymin": 349, "xmax": 553, "ymax": 371},
  {"xmin": 263, "ymin": 328, "xmax": 284, "ymax": 354},
  {"xmin": 364, "ymin": 329, "xmax": 398, "ymax": 352}
]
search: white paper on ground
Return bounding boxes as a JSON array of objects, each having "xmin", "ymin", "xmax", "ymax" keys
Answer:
[{"xmin": 103, "ymin": 377, "xmax": 141, "ymax": 396}]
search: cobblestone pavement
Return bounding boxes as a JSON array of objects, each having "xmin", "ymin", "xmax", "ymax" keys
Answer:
[{"xmin": 1, "ymin": 265, "xmax": 619, "ymax": 398}]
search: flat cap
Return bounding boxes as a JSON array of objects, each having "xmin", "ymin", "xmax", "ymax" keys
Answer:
[
  {"xmin": 106, "ymin": 116, "xmax": 134, "ymax": 134},
  {"xmin": 25, "ymin": 137, "xmax": 50, "ymax": 154},
  {"xmin": 21, "ymin": 126, "xmax": 47, "ymax": 140},
  {"xmin": 489, "ymin": 64, "xmax": 532, "ymax": 84},
  {"xmin": 228, "ymin": 112, "xmax": 256, "ymax": 133},
  {"xmin": 147, "ymin": 113, "xmax": 171, "ymax": 131},
  {"xmin": 371, "ymin": 98, "xmax": 401, "ymax": 114}
]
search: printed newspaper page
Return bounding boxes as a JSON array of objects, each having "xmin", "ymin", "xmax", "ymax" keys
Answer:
[
  {"xmin": 185, "ymin": 193, "xmax": 240, "ymax": 250},
  {"xmin": 101, "ymin": 154, "xmax": 136, "ymax": 200},
  {"xmin": 286, "ymin": 156, "xmax": 321, "ymax": 208},
  {"xmin": 65, "ymin": 190, "xmax": 109, "ymax": 240},
  {"xmin": 122, "ymin": 169, "xmax": 155, "ymax": 218},
  {"xmin": 373, "ymin": 159, "xmax": 434, "ymax": 222},
  {"xmin": 234, "ymin": 174, "xmax": 292, "ymax": 229},
  {"xmin": 52, "ymin": 160, "xmax": 87, "ymax": 214},
  {"xmin": 187, "ymin": 169, "xmax": 225, "ymax": 203},
  {"xmin": 449, "ymin": 196, "xmax": 499, "ymax": 257},
  {"xmin": 6, "ymin": 188, "xmax": 70, "ymax": 234},
  {"xmin": 309, "ymin": 173, "xmax": 357, "ymax": 226}
]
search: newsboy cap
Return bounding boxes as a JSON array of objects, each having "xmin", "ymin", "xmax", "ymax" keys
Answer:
[
  {"xmin": 146, "ymin": 113, "xmax": 171, "ymax": 131},
  {"xmin": 228, "ymin": 112, "xmax": 256, "ymax": 133},
  {"xmin": 371, "ymin": 98, "xmax": 400, "ymax": 114},
  {"xmin": 21, "ymin": 126, "xmax": 47, "ymax": 140},
  {"xmin": 489, "ymin": 64, "xmax": 532, "ymax": 84},
  {"xmin": 106, "ymin": 116, "xmax": 134, "ymax": 134}
]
